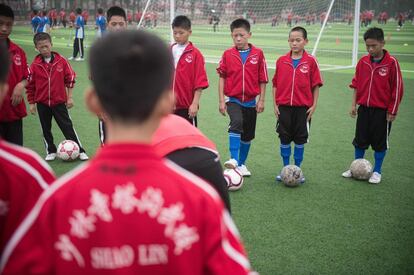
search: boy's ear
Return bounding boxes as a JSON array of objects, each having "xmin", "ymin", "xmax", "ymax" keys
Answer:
[{"xmin": 85, "ymin": 86, "xmax": 104, "ymax": 116}]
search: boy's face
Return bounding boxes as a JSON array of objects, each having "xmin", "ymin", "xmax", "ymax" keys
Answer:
[
  {"xmin": 231, "ymin": 27, "xmax": 251, "ymax": 50},
  {"xmin": 288, "ymin": 31, "xmax": 308, "ymax": 55},
  {"xmin": 35, "ymin": 39, "xmax": 52, "ymax": 58},
  {"xmin": 365, "ymin": 38, "xmax": 384, "ymax": 58},
  {"xmin": 173, "ymin": 27, "xmax": 191, "ymax": 45},
  {"xmin": 0, "ymin": 15, "xmax": 13, "ymax": 39},
  {"xmin": 107, "ymin": 16, "xmax": 127, "ymax": 31}
]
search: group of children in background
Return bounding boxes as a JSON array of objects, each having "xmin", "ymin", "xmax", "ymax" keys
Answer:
[{"xmin": 0, "ymin": 2, "xmax": 405, "ymax": 273}]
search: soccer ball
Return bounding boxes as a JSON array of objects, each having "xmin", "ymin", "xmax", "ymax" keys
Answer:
[
  {"xmin": 281, "ymin": 165, "xmax": 303, "ymax": 187},
  {"xmin": 57, "ymin": 140, "xmax": 80, "ymax": 161},
  {"xmin": 224, "ymin": 169, "xmax": 244, "ymax": 191},
  {"xmin": 350, "ymin": 159, "xmax": 372, "ymax": 180}
]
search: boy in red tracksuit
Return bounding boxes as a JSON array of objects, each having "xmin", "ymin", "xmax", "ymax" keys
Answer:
[
  {"xmin": 272, "ymin": 26, "xmax": 323, "ymax": 183},
  {"xmin": 0, "ymin": 40, "xmax": 55, "ymax": 257},
  {"xmin": 1, "ymin": 31, "xmax": 254, "ymax": 275},
  {"xmin": 0, "ymin": 4, "xmax": 29, "ymax": 146},
  {"xmin": 171, "ymin": 15, "xmax": 208, "ymax": 126},
  {"xmin": 342, "ymin": 27, "xmax": 403, "ymax": 184},
  {"xmin": 27, "ymin": 33, "xmax": 88, "ymax": 161},
  {"xmin": 217, "ymin": 18, "xmax": 268, "ymax": 177}
]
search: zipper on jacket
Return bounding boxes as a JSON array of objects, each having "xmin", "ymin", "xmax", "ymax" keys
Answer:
[
  {"xmin": 290, "ymin": 68, "xmax": 296, "ymax": 106},
  {"xmin": 242, "ymin": 63, "xmax": 245, "ymax": 102}
]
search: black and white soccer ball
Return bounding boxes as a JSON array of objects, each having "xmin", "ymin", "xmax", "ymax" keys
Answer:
[
  {"xmin": 350, "ymin": 158, "xmax": 372, "ymax": 180},
  {"xmin": 224, "ymin": 168, "xmax": 244, "ymax": 191},
  {"xmin": 281, "ymin": 165, "xmax": 303, "ymax": 187}
]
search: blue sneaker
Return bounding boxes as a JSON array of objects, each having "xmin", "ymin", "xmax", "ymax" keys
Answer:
[{"xmin": 276, "ymin": 174, "xmax": 282, "ymax": 182}]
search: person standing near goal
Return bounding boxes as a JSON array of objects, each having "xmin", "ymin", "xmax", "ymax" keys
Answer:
[
  {"xmin": 342, "ymin": 27, "xmax": 403, "ymax": 184},
  {"xmin": 217, "ymin": 18, "xmax": 268, "ymax": 177},
  {"xmin": 171, "ymin": 15, "xmax": 208, "ymax": 127},
  {"xmin": 27, "ymin": 33, "xmax": 88, "ymax": 161},
  {"xmin": 272, "ymin": 26, "xmax": 323, "ymax": 184}
]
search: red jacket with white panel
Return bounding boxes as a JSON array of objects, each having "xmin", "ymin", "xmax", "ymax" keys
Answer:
[
  {"xmin": 0, "ymin": 139, "xmax": 55, "ymax": 255},
  {"xmin": 217, "ymin": 44, "xmax": 268, "ymax": 103},
  {"xmin": 272, "ymin": 50, "xmax": 323, "ymax": 107},
  {"xmin": 26, "ymin": 52, "xmax": 76, "ymax": 107},
  {"xmin": 0, "ymin": 39, "xmax": 29, "ymax": 122},
  {"xmin": 1, "ymin": 143, "xmax": 253, "ymax": 275},
  {"xmin": 172, "ymin": 42, "xmax": 209, "ymax": 110},
  {"xmin": 350, "ymin": 50, "xmax": 404, "ymax": 115}
]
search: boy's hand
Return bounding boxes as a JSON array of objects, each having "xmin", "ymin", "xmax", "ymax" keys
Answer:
[
  {"xmin": 11, "ymin": 82, "xmax": 24, "ymax": 106},
  {"xmin": 274, "ymin": 104, "xmax": 280, "ymax": 119},
  {"xmin": 349, "ymin": 105, "xmax": 357, "ymax": 118},
  {"xmin": 188, "ymin": 103, "xmax": 198, "ymax": 118},
  {"xmin": 66, "ymin": 98, "xmax": 74, "ymax": 109},
  {"xmin": 29, "ymin": 104, "xmax": 37, "ymax": 115},
  {"xmin": 256, "ymin": 100, "xmax": 265, "ymax": 113},
  {"xmin": 219, "ymin": 101, "xmax": 226, "ymax": 116},
  {"xmin": 387, "ymin": 113, "xmax": 396, "ymax": 122},
  {"xmin": 306, "ymin": 105, "xmax": 316, "ymax": 121}
]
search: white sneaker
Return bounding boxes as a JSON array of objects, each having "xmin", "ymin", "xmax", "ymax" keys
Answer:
[
  {"xmin": 237, "ymin": 165, "xmax": 251, "ymax": 177},
  {"xmin": 342, "ymin": 169, "xmax": 352, "ymax": 178},
  {"xmin": 79, "ymin": 152, "xmax": 89, "ymax": 161},
  {"xmin": 75, "ymin": 57, "xmax": 84, "ymax": 61},
  {"xmin": 224, "ymin": 158, "xmax": 238, "ymax": 169},
  {"xmin": 68, "ymin": 56, "xmax": 74, "ymax": 60},
  {"xmin": 45, "ymin": 153, "xmax": 56, "ymax": 161},
  {"xmin": 368, "ymin": 172, "xmax": 381, "ymax": 184}
]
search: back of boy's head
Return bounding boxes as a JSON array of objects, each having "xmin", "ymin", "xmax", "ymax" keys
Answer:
[
  {"xmin": 33, "ymin": 32, "xmax": 52, "ymax": 46},
  {"xmin": 107, "ymin": 6, "xmax": 126, "ymax": 21},
  {"xmin": 0, "ymin": 41, "xmax": 10, "ymax": 83},
  {"xmin": 33, "ymin": 9, "xmax": 39, "ymax": 15},
  {"xmin": 363, "ymin": 27, "xmax": 384, "ymax": 41},
  {"xmin": 172, "ymin": 15, "xmax": 191, "ymax": 30},
  {"xmin": 0, "ymin": 3, "xmax": 14, "ymax": 20},
  {"xmin": 89, "ymin": 31, "xmax": 173, "ymax": 123},
  {"xmin": 230, "ymin": 18, "xmax": 250, "ymax": 32},
  {"xmin": 97, "ymin": 8, "xmax": 104, "ymax": 15},
  {"xmin": 76, "ymin": 8, "xmax": 82, "ymax": 15},
  {"xmin": 290, "ymin": 26, "xmax": 307, "ymax": 39}
]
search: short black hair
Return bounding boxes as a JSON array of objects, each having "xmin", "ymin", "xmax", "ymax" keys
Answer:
[
  {"xmin": 172, "ymin": 15, "xmax": 191, "ymax": 30},
  {"xmin": 0, "ymin": 41, "xmax": 10, "ymax": 82},
  {"xmin": 76, "ymin": 8, "xmax": 82, "ymax": 15},
  {"xmin": 97, "ymin": 8, "xmax": 104, "ymax": 14},
  {"xmin": 89, "ymin": 31, "xmax": 173, "ymax": 123},
  {"xmin": 107, "ymin": 6, "xmax": 126, "ymax": 21},
  {"xmin": 290, "ymin": 26, "xmax": 307, "ymax": 39},
  {"xmin": 0, "ymin": 3, "xmax": 14, "ymax": 20},
  {"xmin": 33, "ymin": 10, "xmax": 39, "ymax": 15},
  {"xmin": 230, "ymin": 18, "xmax": 250, "ymax": 32},
  {"xmin": 364, "ymin": 27, "xmax": 384, "ymax": 41},
  {"xmin": 33, "ymin": 32, "xmax": 52, "ymax": 45}
]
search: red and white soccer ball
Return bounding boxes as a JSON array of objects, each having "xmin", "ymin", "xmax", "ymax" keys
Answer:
[
  {"xmin": 224, "ymin": 168, "xmax": 244, "ymax": 191},
  {"xmin": 57, "ymin": 140, "xmax": 80, "ymax": 161}
]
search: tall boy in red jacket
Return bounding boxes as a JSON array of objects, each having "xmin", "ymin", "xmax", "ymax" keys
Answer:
[
  {"xmin": 217, "ymin": 18, "xmax": 268, "ymax": 177},
  {"xmin": 171, "ymin": 15, "xmax": 208, "ymax": 126},
  {"xmin": 272, "ymin": 26, "xmax": 323, "ymax": 183},
  {"xmin": 27, "ymin": 32, "xmax": 88, "ymax": 161},
  {"xmin": 342, "ymin": 27, "xmax": 403, "ymax": 184},
  {"xmin": 1, "ymin": 31, "xmax": 254, "ymax": 275}
]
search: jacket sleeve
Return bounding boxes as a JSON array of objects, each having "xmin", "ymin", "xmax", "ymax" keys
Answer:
[
  {"xmin": 21, "ymin": 50, "xmax": 29, "ymax": 82},
  {"xmin": 258, "ymin": 51, "xmax": 269, "ymax": 83},
  {"xmin": 272, "ymin": 59, "xmax": 279, "ymax": 88},
  {"xmin": 26, "ymin": 64, "xmax": 36, "ymax": 104},
  {"xmin": 350, "ymin": 60, "xmax": 361, "ymax": 89},
  {"xmin": 193, "ymin": 50, "xmax": 209, "ymax": 91},
  {"xmin": 63, "ymin": 59, "xmax": 76, "ymax": 88},
  {"xmin": 216, "ymin": 52, "xmax": 227, "ymax": 78},
  {"xmin": 388, "ymin": 58, "xmax": 404, "ymax": 115},
  {"xmin": 310, "ymin": 58, "xmax": 323, "ymax": 88}
]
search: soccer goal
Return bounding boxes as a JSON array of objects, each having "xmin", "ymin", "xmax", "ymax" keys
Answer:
[{"xmin": 136, "ymin": 0, "xmax": 360, "ymax": 71}]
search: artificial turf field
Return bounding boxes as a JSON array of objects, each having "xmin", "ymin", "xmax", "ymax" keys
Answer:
[{"xmin": 9, "ymin": 21, "xmax": 414, "ymax": 274}]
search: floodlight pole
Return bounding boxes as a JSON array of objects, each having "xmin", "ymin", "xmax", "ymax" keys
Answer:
[
  {"xmin": 352, "ymin": 0, "xmax": 361, "ymax": 67},
  {"xmin": 311, "ymin": 0, "xmax": 335, "ymax": 57}
]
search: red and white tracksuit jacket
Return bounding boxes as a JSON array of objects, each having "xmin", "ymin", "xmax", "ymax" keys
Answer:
[
  {"xmin": 0, "ymin": 39, "xmax": 29, "ymax": 122},
  {"xmin": 0, "ymin": 139, "xmax": 55, "ymax": 255},
  {"xmin": 172, "ymin": 42, "xmax": 209, "ymax": 110},
  {"xmin": 26, "ymin": 52, "xmax": 76, "ymax": 107},
  {"xmin": 350, "ymin": 50, "xmax": 404, "ymax": 115},
  {"xmin": 152, "ymin": 114, "xmax": 218, "ymax": 157},
  {"xmin": 217, "ymin": 44, "xmax": 268, "ymax": 103},
  {"xmin": 272, "ymin": 50, "xmax": 323, "ymax": 107},
  {"xmin": 1, "ymin": 143, "xmax": 253, "ymax": 275}
]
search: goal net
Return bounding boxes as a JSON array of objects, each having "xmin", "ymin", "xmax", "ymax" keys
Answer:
[{"xmin": 134, "ymin": 0, "xmax": 359, "ymax": 70}]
